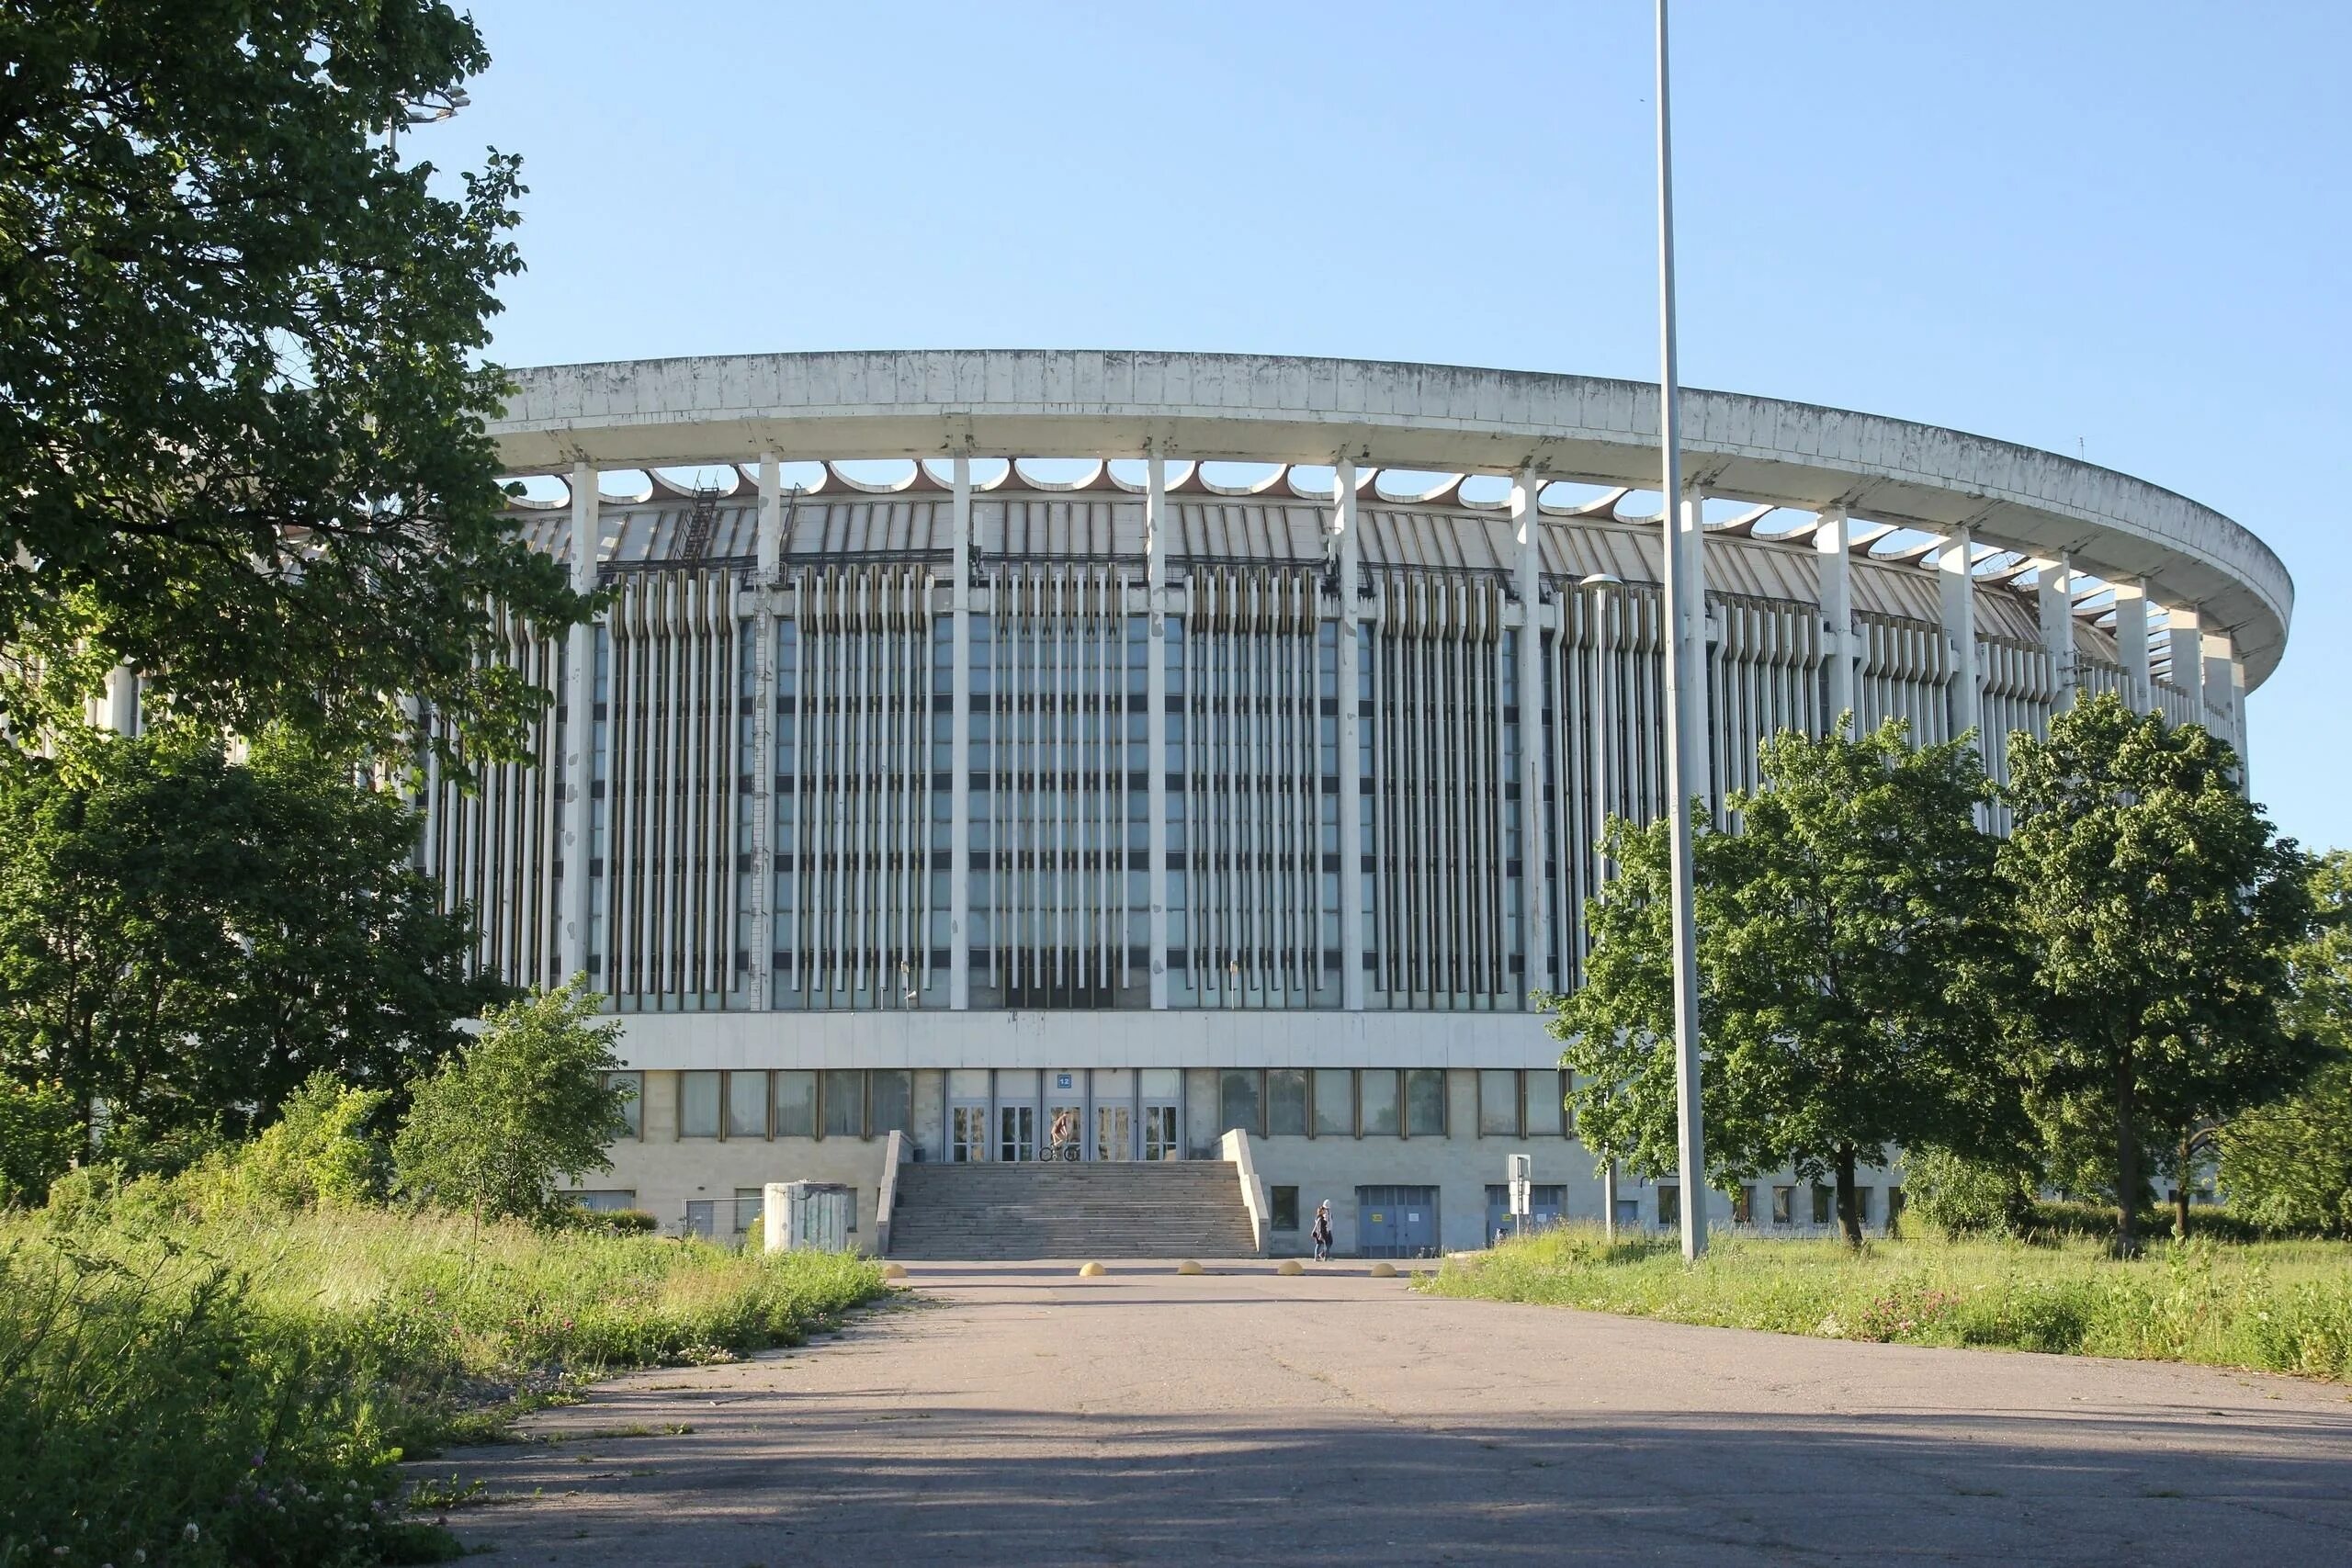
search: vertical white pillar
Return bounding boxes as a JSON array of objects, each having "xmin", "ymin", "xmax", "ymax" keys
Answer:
[
  {"xmin": 1510, "ymin": 467, "xmax": 1550, "ymax": 999},
  {"xmin": 101, "ymin": 665, "xmax": 138, "ymax": 735},
  {"xmin": 2166, "ymin": 605, "xmax": 2203, "ymax": 722},
  {"xmin": 2226, "ymin": 644, "xmax": 2249, "ymax": 783},
  {"xmin": 1814, "ymin": 508, "xmax": 1852, "ymax": 736},
  {"xmin": 2114, "ymin": 577, "xmax": 2153, "ymax": 714},
  {"xmin": 949, "ymin": 454, "xmax": 974, "ymax": 1010},
  {"xmin": 1939, "ymin": 526, "xmax": 1980, "ymax": 745},
  {"xmin": 559, "ymin": 462, "xmax": 600, "ymax": 984},
  {"xmin": 2037, "ymin": 554, "xmax": 2077, "ymax": 713},
  {"xmin": 745, "ymin": 454, "xmax": 781, "ymax": 1007},
  {"xmin": 1146, "ymin": 452, "xmax": 1172, "ymax": 1011},
  {"xmin": 1334, "ymin": 457, "xmax": 1365, "ymax": 1012}
]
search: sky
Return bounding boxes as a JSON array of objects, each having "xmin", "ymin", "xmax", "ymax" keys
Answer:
[{"xmin": 437, "ymin": 1, "xmax": 2350, "ymax": 852}]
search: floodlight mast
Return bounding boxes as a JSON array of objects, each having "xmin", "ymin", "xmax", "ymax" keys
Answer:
[{"xmin": 1655, "ymin": 0, "xmax": 1709, "ymax": 1261}]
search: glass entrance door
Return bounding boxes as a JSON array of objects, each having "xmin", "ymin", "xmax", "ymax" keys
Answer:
[
  {"xmin": 1095, "ymin": 1104, "xmax": 1134, "ymax": 1162},
  {"xmin": 1142, "ymin": 1103, "xmax": 1179, "ymax": 1160},
  {"xmin": 998, "ymin": 1104, "xmax": 1035, "ymax": 1163},
  {"xmin": 950, "ymin": 1104, "xmax": 990, "ymax": 1162}
]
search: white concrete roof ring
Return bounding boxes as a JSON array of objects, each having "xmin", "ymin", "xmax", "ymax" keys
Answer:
[{"xmin": 486, "ymin": 350, "xmax": 2291, "ymax": 687}]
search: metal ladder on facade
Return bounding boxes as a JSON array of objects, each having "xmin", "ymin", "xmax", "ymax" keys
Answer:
[{"xmin": 677, "ymin": 483, "xmax": 723, "ymax": 561}]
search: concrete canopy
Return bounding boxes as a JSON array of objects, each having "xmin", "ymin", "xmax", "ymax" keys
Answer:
[{"xmin": 487, "ymin": 349, "xmax": 2291, "ymax": 687}]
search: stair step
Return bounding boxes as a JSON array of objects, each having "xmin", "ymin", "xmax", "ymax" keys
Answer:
[{"xmin": 886, "ymin": 1159, "xmax": 1260, "ymax": 1261}]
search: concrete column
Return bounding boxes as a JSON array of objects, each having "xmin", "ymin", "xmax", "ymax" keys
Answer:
[
  {"xmin": 2037, "ymin": 554, "xmax": 2077, "ymax": 713},
  {"xmin": 2205, "ymin": 627, "xmax": 2245, "ymax": 769},
  {"xmin": 1510, "ymin": 467, "xmax": 1550, "ymax": 999},
  {"xmin": 1813, "ymin": 508, "xmax": 1853, "ymax": 736},
  {"xmin": 743, "ymin": 455, "xmax": 781, "ymax": 1009},
  {"xmin": 2166, "ymin": 604, "xmax": 2203, "ymax": 722},
  {"xmin": 1667, "ymin": 484, "xmax": 1713, "ymax": 818},
  {"xmin": 1146, "ymin": 453, "xmax": 1171, "ymax": 1010},
  {"xmin": 2114, "ymin": 578, "xmax": 2154, "ymax": 714},
  {"xmin": 559, "ymin": 462, "xmax": 601, "ymax": 984},
  {"xmin": 2226, "ymin": 645, "xmax": 2249, "ymax": 783},
  {"xmin": 1334, "ymin": 458, "xmax": 1366, "ymax": 1011},
  {"xmin": 101, "ymin": 665, "xmax": 138, "ymax": 735},
  {"xmin": 1939, "ymin": 526, "xmax": 1981, "ymax": 744},
  {"xmin": 949, "ymin": 455, "xmax": 974, "ymax": 1010}
]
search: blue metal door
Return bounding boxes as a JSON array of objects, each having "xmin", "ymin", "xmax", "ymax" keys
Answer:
[{"xmin": 1356, "ymin": 1185, "xmax": 1439, "ymax": 1258}]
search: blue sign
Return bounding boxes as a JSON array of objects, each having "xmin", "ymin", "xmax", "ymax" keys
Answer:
[{"xmin": 1056, "ymin": 1072, "xmax": 1073, "ymax": 1089}]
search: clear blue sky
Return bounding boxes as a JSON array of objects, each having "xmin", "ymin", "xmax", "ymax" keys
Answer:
[{"xmin": 445, "ymin": 0, "xmax": 2349, "ymax": 853}]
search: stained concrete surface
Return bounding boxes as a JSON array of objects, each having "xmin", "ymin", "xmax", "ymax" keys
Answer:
[{"xmin": 424, "ymin": 1258, "xmax": 2352, "ymax": 1565}]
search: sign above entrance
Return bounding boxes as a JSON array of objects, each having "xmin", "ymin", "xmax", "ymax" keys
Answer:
[{"xmin": 1056, "ymin": 1073, "xmax": 1073, "ymax": 1089}]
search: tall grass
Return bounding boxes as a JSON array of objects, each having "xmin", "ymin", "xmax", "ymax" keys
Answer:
[
  {"xmin": 1426, "ymin": 1225, "xmax": 2352, "ymax": 1383},
  {"xmin": 0, "ymin": 1203, "xmax": 888, "ymax": 1567}
]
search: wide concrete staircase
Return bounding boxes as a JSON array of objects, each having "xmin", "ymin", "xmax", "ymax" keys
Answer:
[{"xmin": 887, "ymin": 1159, "xmax": 1257, "ymax": 1260}]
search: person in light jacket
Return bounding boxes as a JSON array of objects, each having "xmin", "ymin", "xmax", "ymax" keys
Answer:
[{"xmin": 1310, "ymin": 1200, "xmax": 1334, "ymax": 1262}]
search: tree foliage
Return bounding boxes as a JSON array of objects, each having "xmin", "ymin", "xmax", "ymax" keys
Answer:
[
  {"xmin": 0, "ymin": 728, "xmax": 504, "ymax": 1142},
  {"xmin": 0, "ymin": 1077, "xmax": 78, "ymax": 1207},
  {"xmin": 2219, "ymin": 850, "xmax": 2352, "ymax": 1235},
  {"xmin": 391, "ymin": 982, "xmax": 630, "ymax": 1224},
  {"xmin": 1554, "ymin": 720, "xmax": 2016, "ymax": 1242},
  {"xmin": 1997, "ymin": 694, "xmax": 2317, "ymax": 1254},
  {"xmin": 0, "ymin": 0, "xmax": 585, "ymax": 765}
]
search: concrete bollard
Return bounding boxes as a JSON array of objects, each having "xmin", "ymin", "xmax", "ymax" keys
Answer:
[
  {"xmin": 1177, "ymin": 1259, "xmax": 1205, "ymax": 1275},
  {"xmin": 1078, "ymin": 1261, "xmax": 1106, "ymax": 1278},
  {"xmin": 1277, "ymin": 1258, "xmax": 1304, "ymax": 1276},
  {"xmin": 1369, "ymin": 1261, "xmax": 1397, "ymax": 1279},
  {"xmin": 883, "ymin": 1263, "xmax": 908, "ymax": 1280}
]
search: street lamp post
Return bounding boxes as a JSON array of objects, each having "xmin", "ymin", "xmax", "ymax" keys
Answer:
[{"xmin": 1655, "ymin": 0, "xmax": 1709, "ymax": 1261}]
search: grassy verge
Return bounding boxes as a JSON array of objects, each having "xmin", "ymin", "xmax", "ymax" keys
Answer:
[
  {"xmin": 1424, "ymin": 1225, "xmax": 2352, "ymax": 1383},
  {"xmin": 0, "ymin": 1204, "xmax": 888, "ymax": 1567}
]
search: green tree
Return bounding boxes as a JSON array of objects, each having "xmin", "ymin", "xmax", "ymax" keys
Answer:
[
  {"xmin": 1554, "ymin": 720, "xmax": 2016, "ymax": 1244},
  {"xmin": 1999, "ymin": 693, "xmax": 2316, "ymax": 1255},
  {"xmin": 2219, "ymin": 849, "xmax": 2352, "ymax": 1235},
  {"xmin": 0, "ymin": 1077, "xmax": 78, "ymax": 1206},
  {"xmin": 0, "ymin": 727, "xmax": 503, "ymax": 1143},
  {"xmin": 232, "ymin": 1071, "xmax": 392, "ymax": 1208},
  {"xmin": 392, "ymin": 982, "xmax": 630, "ymax": 1224},
  {"xmin": 0, "ymin": 1, "xmax": 585, "ymax": 767}
]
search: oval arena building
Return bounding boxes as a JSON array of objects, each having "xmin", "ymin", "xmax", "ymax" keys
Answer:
[{"xmin": 445, "ymin": 350, "xmax": 2290, "ymax": 1255}]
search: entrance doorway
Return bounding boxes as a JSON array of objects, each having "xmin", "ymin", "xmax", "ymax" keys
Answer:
[
  {"xmin": 1357, "ymin": 1185, "xmax": 1440, "ymax": 1258},
  {"xmin": 1140, "ymin": 1066, "xmax": 1182, "ymax": 1160},
  {"xmin": 1142, "ymin": 1103, "xmax": 1178, "ymax": 1160},
  {"xmin": 998, "ymin": 1103, "xmax": 1035, "ymax": 1163},
  {"xmin": 1095, "ymin": 1104, "xmax": 1133, "ymax": 1162},
  {"xmin": 950, "ymin": 1103, "xmax": 989, "ymax": 1162},
  {"xmin": 1045, "ymin": 1071, "xmax": 1083, "ymax": 1161}
]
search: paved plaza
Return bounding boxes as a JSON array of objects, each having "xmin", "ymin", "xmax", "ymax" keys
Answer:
[{"xmin": 428, "ymin": 1259, "xmax": 2352, "ymax": 1565}]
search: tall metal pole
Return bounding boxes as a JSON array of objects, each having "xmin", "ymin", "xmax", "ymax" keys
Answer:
[{"xmin": 1656, "ymin": 0, "xmax": 1708, "ymax": 1260}]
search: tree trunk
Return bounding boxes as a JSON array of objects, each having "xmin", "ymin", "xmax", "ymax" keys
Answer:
[
  {"xmin": 2114, "ymin": 1066, "xmax": 2141, "ymax": 1258},
  {"xmin": 2175, "ymin": 1131, "xmax": 2194, "ymax": 1241},
  {"xmin": 1836, "ymin": 1144, "xmax": 1862, "ymax": 1248}
]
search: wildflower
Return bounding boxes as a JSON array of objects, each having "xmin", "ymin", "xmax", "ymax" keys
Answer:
[{"xmin": 183, "ymin": 1524, "xmax": 200, "ymax": 1541}]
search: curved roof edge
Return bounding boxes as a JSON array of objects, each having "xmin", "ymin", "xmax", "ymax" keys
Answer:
[{"xmin": 485, "ymin": 350, "xmax": 2291, "ymax": 686}]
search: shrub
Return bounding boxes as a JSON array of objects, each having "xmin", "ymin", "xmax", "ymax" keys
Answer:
[
  {"xmin": 1903, "ymin": 1146, "xmax": 2037, "ymax": 1237},
  {"xmin": 0, "ymin": 1077, "xmax": 79, "ymax": 1205},
  {"xmin": 236, "ymin": 1072, "xmax": 391, "ymax": 1208},
  {"xmin": 392, "ymin": 981, "xmax": 631, "ymax": 1225}
]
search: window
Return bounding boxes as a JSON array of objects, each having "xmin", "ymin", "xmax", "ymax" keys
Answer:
[
  {"xmin": 733, "ymin": 1187, "xmax": 764, "ymax": 1236},
  {"xmin": 1771, "ymin": 1185, "xmax": 1794, "ymax": 1226},
  {"xmin": 1313, "ymin": 1069, "xmax": 1353, "ymax": 1136},
  {"xmin": 605, "ymin": 1072, "xmax": 642, "ymax": 1139},
  {"xmin": 1270, "ymin": 1185, "xmax": 1301, "ymax": 1232},
  {"xmin": 726, "ymin": 1072, "xmax": 767, "ymax": 1139},
  {"xmin": 1267, "ymin": 1069, "xmax": 1307, "ymax": 1136},
  {"xmin": 1524, "ymin": 1069, "xmax": 1565, "ymax": 1136},
  {"xmin": 1732, "ymin": 1185, "xmax": 1755, "ymax": 1225},
  {"xmin": 773, "ymin": 1071, "xmax": 817, "ymax": 1139},
  {"xmin": 1888, "ymin": 1187, "xmax": 1905, "ymax": 1228},
  {"xmin": 871, "ymin": 1070, "xmax": 911, "ymax": 1137},
  {"xmin": 570, "ymin": 1190, "xmax": 636, "ymax": 1213},
  {"xmin": 1406, "ymin": 1069, "xmax": 1445, "ymax": 1137},
  {"xmin": 1477, "ymin": 1070, "xmax": 1519, "ymax": 1137},
  {"xmin": 1657, "ymin": 1186, "xmax": 1679, "ymax": 1226},
  {"xmin": 1219, "ymin": 1069, "xmax": 1261, "ymax": 1135},
  {"xmin": 679, "ymin": 1071, "xmax": 720, "ymax": 1138},
  {"xmin": 1855, "ymin": 1187, "xmax": 1875, "ymax": 1227},
  {"xmin": 1813, "ymin": 1183, "xmax": 1833, "ymax": 1226},
  {"xmin": 1359, "ymin": 1069, "xmax": 1399, "ymax": 1136},
  {"xmin": 823, "ymin": 1069, "xmax": 865, "ymax": 1138}
]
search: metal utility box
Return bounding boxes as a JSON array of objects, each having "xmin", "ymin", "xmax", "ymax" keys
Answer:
[{"xmin": 763, "ymin": 1181, "xmax": 854, "ymax": 1254}]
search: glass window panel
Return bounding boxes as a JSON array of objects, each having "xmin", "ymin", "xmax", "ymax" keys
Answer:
[
  {"xmin": 1139, "ymin": 1067, "xmax": 1181, "ymax": 1102},
  {"xmin": 725, "ymin": 1071, "xmax": 767, "ymax": 1138},
  {"xmin": 823, "ymin": 1069, "xmax": 865, "ymax": 1138},
  {"xmin": 1524, "ymin": 1069, "xmax": 1565, "ymax": 1136},
  {"xmin": 1313, "ymin": 1069, "xmax": 1352, "ymax": 1135},
  {"xmin": 1266, "ymin": 1069, "xmax": 1307, "ymax": 1136},
  {"xmin": 1477, "ymin": 1070, "xmax": 1519, "ymax": 1137},
  {"xmin": 679, "ymin": 1071, "xmax": 719, "ymax": 1139},
  {"xmin": 605, "ymin": 1072, "xmax": 642, "ymax": 1139},
  {"xmin": 1270, "ymin": 1185, "xmax": 1300, "ymax": 1232},
  {"xmin": 870, "ymin": 1070, "xmax": 911, "ymax": 1136},
  {"xmin": 1406, "ymin": 1069, "xmax": 1445, "ymax": 1137},
  {"xmin": 773, "ymin": 1071, "xmax": 817, "ymax": 1139},
  {"xmin": 1219, "ymin": 1069, "xmax": 1261, "ymax": 1134},
  {"xmin": 1359, "ymin": 1069, "xmax": 1399, "ymax": 1136}
]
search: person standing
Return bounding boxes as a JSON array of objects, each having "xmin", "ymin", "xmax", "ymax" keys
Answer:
[{"xmin": 1310, "ymin": 1200, "xmax": 1334, "ymax": 1262}]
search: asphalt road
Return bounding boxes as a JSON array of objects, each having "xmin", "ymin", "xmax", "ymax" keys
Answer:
[{"xmin": 423, "ymin": 1258, "xmax": 2352, "ymax": 1566}]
